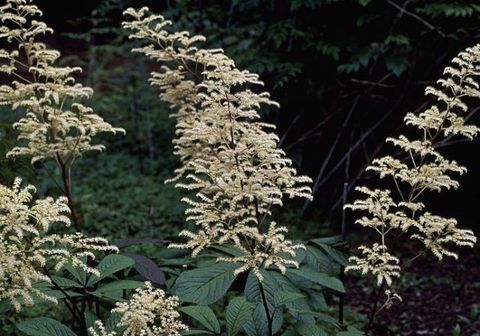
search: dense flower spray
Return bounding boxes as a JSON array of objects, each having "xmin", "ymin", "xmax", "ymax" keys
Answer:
[
  {"xmin": 0, "ymin": 0, "xmax": 124, "ymax": 164},
  {"xmin": 346, "ymin": 44, "xmax": 480, "ymax": 302},
  {"xmin": 0, "ymin": 178, "xmax": 117, "ymax": 311},
  {"xmin": 122, "ymin": 7, "xmax": 313, "ymax": 280},
  {"xmin": 90, "ymin": 282, "xmax": 188, "ymax": 336}
]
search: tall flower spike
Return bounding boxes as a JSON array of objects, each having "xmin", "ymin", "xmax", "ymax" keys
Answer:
[
  {"xmin": 123, "ymin": 8, "xmax": 313, "ymax": 280},
  {"xmin": 346, "ymin": 44, "xmax": 480, "ymax": 302},
  {"xmin": 0, "ymin": 0, "xmax": 124, "ymax": 164},
  {"xmin": 0, "ymin": 178, "xmax": 118, "ymax": 311}
]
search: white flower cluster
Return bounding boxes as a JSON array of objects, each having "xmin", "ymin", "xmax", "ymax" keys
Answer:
[
  {"xmin": 0, "ymin": 178, "xmax": 118, "ymax": 311},
  {"xmin": 90, "ymin": 282, "xmax": 188, "ymax": 336},
  {"xmin": 0, "ymin": 0, "xmax": 124, "ymax": 164},
  {"xmin": 346, "ymin": 45, "xmax": 480, "ymax": 298},
  {"xmin": 122, "ymin": 8, "xmax": 313, "ymax": 279}
]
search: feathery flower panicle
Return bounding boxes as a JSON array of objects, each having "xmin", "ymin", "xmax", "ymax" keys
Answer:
[
  {"xmin": 346, "ymin": 44, "xmax": 480, "ymax": 301},
  {"xmin": 122, "ymin": 8, "xmax": 313, "ymax": 280},
  {"xmin": 0, "ymin": 178, "xmax": 118, "ymax": 311},
  {"xmin": 0, "ymin": 0, "xmax": 124, "ymax": 164},
  {"xmin": 90, "ymin": 282, "xmax": 188, "ymax": 336}
]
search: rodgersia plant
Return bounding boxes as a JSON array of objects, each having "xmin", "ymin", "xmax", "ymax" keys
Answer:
[
  {"xmin": 0, "ymin": 0, "xmax": 124, "ymax": 229},
  {"xmin": 0, "ymin": 178, "xmax": 117, "ymax": 311},
  {"xmin": 346, "ymin": 44, "xmax": 480, "ymax": 324},
  {"xmin": 122, "ymin": 7, "xmax": 313, "ymax": 281}
]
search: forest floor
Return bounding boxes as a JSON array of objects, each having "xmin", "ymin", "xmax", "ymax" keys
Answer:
[{"xmin": 346, "ymin": 248, "xmax": 480, "ymax": 336}]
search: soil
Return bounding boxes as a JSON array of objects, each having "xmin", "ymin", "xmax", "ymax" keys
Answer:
[{"xmin": 346, "ymin": 249, "xmax": 480, "ymax": 336}]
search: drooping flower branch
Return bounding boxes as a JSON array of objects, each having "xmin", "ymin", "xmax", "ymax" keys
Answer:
[
  {"xmin": 0, "ymin": 178, "xmax": 118, "ymax": 311},
  {"xmin": 122, "ymin": 7, "xmax": 313, "ymax": 280},
  {"xmin": 346, "ymin": 44, "xmax": 480, "ymax": 305},
  {"xmin": 0, "ymin": 0, "xmax": 124, "ymax": 229}
]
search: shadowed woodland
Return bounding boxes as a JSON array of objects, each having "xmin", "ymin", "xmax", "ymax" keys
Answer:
[{"xmin": 0, "ymin": 1, "xmax": 479, "ymax": 335}]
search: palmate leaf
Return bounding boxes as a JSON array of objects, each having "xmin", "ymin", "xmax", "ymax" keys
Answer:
[
  {"xmin": 226, "ymin": 296, "xmax": 255, "ymax": 336},
  {"xmin": 173, "ymin": 262, "xmax": 239, "ymax": 305},
  {"xmin": 244, "ymin": 270, "xmax": 314, "ymax": 325},
  {"xmin": 179, "ymin": 305, "xmax": 220, "ymax": 334},
  {"xmin": 243, "ymin": 304, "xmax": 283, "ymax": 336},
  {"xmin": 16, "ymin": 318, "xmax": 76, "ymax": 336}
]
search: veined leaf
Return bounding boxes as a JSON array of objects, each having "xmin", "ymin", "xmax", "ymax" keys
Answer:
[
  {"xmin": 17, "ymin": 318, "xmax": 76, "ymax": 336},
  {"xmin": 87, "ymin": 254, "xmax": 134, "ymax": 286},
  {"xmin": 288, "ymin": 267, "xmax": 345, "ymax": 292},
  {"xmin": 226, "ymin": 296, "xmax": 255, "ymax": 336},
  {"xmin": 179, "ymin": 305, "xmax": 220, "ymax": 334},
  {"xmin": 273, "ymin": 291, "xmax": 305, "ymax": 307},
  {"xmin": 173, "ymin": 262, "xmax": 239, "ymax": 305}
]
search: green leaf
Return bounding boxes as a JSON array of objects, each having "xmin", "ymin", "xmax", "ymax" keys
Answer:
[
  {"xmin": 93, "ymin": 280, "xmax": 145, "ymax": 293},
  {"xmin": 173, "ymin": 262, "xmax": 239, "ymax": 305},
  {"xmin": 226, "ymin": 296, "xmax": 255, "ymax": 336},
  {"xmin": 17, "ymin": 318, "xmax": 76, "ymax": 336},
  {"xmin": 87, "ymin": 254, "xmax": 135, "ymax": 286},
  {"xmin": 273, "ymin": 291, "xmax": 305, "ymax": 307},
  {"xmin": 50, "ymin": 276, "xmax": 83, "ymax": 288},
  {"xmin": 64, "ymin": 260, "xmax": 87, "ymax": 286},
  {"xmin": 243, "ymin": 305, "xmax": 269, "ymax": 336},
  {"xmin": 245, "ymin": 270, "xmax": 314, "ymax": 325},
  {"xmin": 179, "ymin": 305, "xmax": 220, "ymax": 334},
  {"xmin": 336, "ymin": 326, "xmax": 365, "ymax": 336},
  {"xmin": 288, "ymin": 267, "xmax": 345, "ymax": 292},
  {"xmin": 181, "ymin": 331, "xmax": 214, "ymax": 335},
  {"xmin": 295, "ymin": 323, "xmax": 328, "ymax": 336}
]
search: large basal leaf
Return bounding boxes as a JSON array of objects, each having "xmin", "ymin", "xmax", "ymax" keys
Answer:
[
  {"xmin": 288, "ymin": 267, "xmax": 345, "ymax": 293},
  {"xmin": 243, "ymin": 304, "xmax": 283, "ymax": 336},
  {"xmin": 173, "ymin": 262, "xmax": 239, "ymax": 305},
  {"xmin": 16, "ymin": 318, "xmax": 76, "ymax": 336},
  {"xmin": 179, "ymin": 305, "xmax": 220, "ymax": 334},
  {"xmin": 87, "ymin": 254, "xmax": 135, "ymax": 286},
  {"xmin": 273, "ymin": 291, "xmax": 305, "ymax": 307},
  {"xmin": 91, "ymin": 279, "xmax": 146, "ymax": 300},
  {"xmin": 244, "ymin": 270, "xmax": 314, "ymax": 325},
  {"xmin": 123, "ymin": 252, "xmax": 166, "ymax": 285},
  {"xmin": 226, "ymin": 296, "xmax": 255, "ymax": 336}
]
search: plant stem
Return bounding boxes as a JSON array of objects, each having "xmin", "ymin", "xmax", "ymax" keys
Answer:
[
  {"xmin": 258, "ymin": 279, "xmax": 273, "ymax": 336},
  {"xmin": 364, "ymin": 282, "xmax": 386, "ymax": 334},
  {"xmin": 56, "ymin": 156, "xmax": 80, "ymax": 231},
  {"xmin": 339, "ymin": 182, "xmax": 348, "ymax": 325}
]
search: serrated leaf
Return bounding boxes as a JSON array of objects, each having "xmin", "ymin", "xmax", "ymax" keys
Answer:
[
  {"xmin": 173, "ymin": 262, "xmax": 239, "ymax": 305},
  {"xmin": 245, "ymin": 270, "xmax": 314, "ymax": 325},
  {"xmin": 288, "ymin": 267, "xmax": 345, "ymax": 292},
  {"xmin": 273, "ymin": 291, "xmax": 305, "ymax": 307},
  {"xmin": 295, "ymin": 323, "xmax": 328, "ymax": 336},
  {"xmin": 50, "ymin": 276, "xmax": 83, "ymax": 288},
  {"xmin": 179, "ymin": 305, "xmax": 220, "ymax": 334},
  {"xmin": 226, "ymin": 296, "xmax": 255, "ymax": 336},
  {"xmin": 17, "ymin": 318, "xmax": 76, "ymax": 336},
  {"xmin": 87, "ymin": 254, "xmax": 135, "ymax": 286}
]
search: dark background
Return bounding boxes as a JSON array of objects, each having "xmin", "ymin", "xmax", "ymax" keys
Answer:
[{"xmin": 1, "ymin": 1, "xmax": 479, "ymax": 334}]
